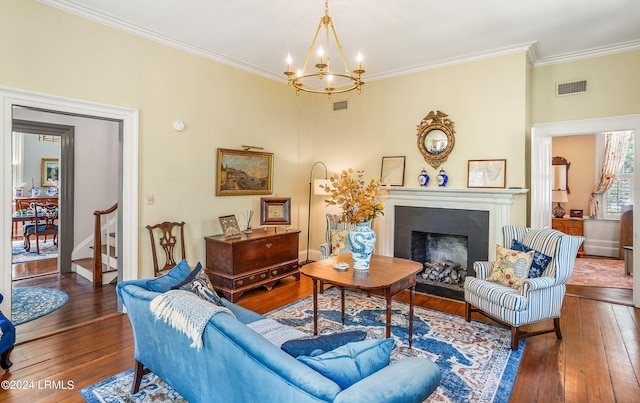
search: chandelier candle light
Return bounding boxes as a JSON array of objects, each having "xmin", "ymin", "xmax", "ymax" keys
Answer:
[{"xmin": 285, "ymin": 0, "xmax": 365, "ymax": 97}]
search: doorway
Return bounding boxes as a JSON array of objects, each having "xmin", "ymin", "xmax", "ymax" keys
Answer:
[
  {"xmin": 531, "ymin": 114, "xmax": 640, "ymax": 307},
  {"xmin": 0, "ymin": 86, "xmax": 139, "ymax": 321}
]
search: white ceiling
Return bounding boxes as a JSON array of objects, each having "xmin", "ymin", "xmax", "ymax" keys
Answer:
[{"xmin": 43, "ymin": 0, "xmax": 640, "ymax": 83}]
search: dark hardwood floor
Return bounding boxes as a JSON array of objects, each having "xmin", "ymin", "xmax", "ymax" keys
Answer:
[{"xmin": 1, "ymin": 260, "xmax": 638, "ymax": 402}]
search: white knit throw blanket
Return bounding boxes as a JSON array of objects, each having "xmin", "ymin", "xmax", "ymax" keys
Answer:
[{"xmin": 150, "ymin": 290, "xmax": 235, "ymax": 349}]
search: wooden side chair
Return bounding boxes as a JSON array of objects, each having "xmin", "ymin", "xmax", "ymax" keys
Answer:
[
  {"xmin": 146, "ymin": 221, "xmax": 186, "ymax": 277},
  {"xmin": 23, "ymin": 202, "xmax": 59, "ymax": 254}
]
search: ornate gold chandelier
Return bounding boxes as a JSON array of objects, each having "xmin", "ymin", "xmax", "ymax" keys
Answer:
[{"xmin": 284, "ymin": 0, "xmax": 364, "ymax": 98}]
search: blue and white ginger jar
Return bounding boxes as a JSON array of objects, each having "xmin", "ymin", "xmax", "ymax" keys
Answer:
[{"xmin": 348, "ymin": 222, "xmax": 376, "ymax": 270}]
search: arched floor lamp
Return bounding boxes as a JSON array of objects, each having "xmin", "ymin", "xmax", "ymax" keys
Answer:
[{"xmin": 302, "ymin": 161, "xmax": 329, "ymax": 265}]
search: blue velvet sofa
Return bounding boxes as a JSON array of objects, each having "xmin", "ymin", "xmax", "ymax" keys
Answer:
[
  {"xmin": 117, "ymin": 263, "xmax": 441, "ymax": 403},
  {"xmin": 0, "ymin": 293, "xmax": 16, "ymax": 371}
]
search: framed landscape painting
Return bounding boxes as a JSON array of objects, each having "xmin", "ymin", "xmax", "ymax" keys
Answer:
[
  {"xmin": 41, "ymin": 158, "xmax": 59, "ymax": 187},
  {"xmin": 216, "ymin": 148, "xmax": 273, "ymax": 196}
]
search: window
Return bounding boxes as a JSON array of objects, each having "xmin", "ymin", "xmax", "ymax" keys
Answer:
[{"xmin": 603, "ymin": 132, "xmax": 634, "ymax": 220}]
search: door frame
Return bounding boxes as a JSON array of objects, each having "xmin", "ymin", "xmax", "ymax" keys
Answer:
[
  {"xmin": 531, "ymin": 113, "xmax": 640, "ymax": 307},
  {"xmin": 1, "ymin": 86, "xmax": 139, "ymax": 315},
  {"xmin": 12, "ymin": 119, "xmax": 74, "ymax": 273}
]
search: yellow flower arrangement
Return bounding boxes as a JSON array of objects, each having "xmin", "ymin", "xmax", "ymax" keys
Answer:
[{"xmin": 322, "ymin": 168, "xmax": 388, "ymax": 224}]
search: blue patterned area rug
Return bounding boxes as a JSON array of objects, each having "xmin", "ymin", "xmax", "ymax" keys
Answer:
[
  {"xmin": 12, "ymin": 287, "xmax": 68, "ymax": 325},
  {"xmin": 80, "ymin": 288, "xmax": 523, "ymax": 402},
  {"xmin": 12, "ymin": 240, "xmax": 58, "ymax": 264}
]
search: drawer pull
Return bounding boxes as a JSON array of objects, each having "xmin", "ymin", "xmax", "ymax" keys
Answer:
[
  {"xmin": 236, "ymin": 280, "xmax": 244, "ymax": 286},
  {"xmin": 261, "ymin": 274, "xmax": 267, "ymax": 279},
  {"xmin": 272, "ymin": 270, "xmax": 278, "ymax": 275},
  {"xmin": 249, "ymin": 275, "xmax": 255, "ymax": 280},
  {"xmin": 265, "ymin": 243, "xmax": 272, "ymax": 248}
]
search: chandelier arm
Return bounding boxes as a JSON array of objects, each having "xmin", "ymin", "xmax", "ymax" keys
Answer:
[
  {"xmin": 328, "ymin": 21, "xmax": 350, "ymax": 75},
  {"xmin": 302, "ymin": 19, "xmax": 325, "ymax": 74}
]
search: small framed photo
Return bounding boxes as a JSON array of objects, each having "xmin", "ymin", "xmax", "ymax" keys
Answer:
[
  {"xmin": 41, "ymin": 158, "xmax": 59, "ymax": 187},
  {"xmin": 468, "ymin": 159, "xmax": 507, "ymax": 188},
  {"xmin": 380, "ymin": 156, "xmax": 406, "ymax": 186},
  {"xmin": 216, "ymin": 148, "xmax": 273, "ymax": 196},
  {"xmin": 260, "ymin": 197, "xmax": 291, "ymax": 226},
  {"xmin": 218, "ymin": 215, "xmax": 242, "ymax": 239},
  {"xmin": 570, "ymin": 209, "xmax": 583, "ymax": 218}
]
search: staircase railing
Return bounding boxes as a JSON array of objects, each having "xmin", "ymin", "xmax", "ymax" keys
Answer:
[{"xmin": 93, "ymin": 203, "xmax": 118, "ymax": 287}]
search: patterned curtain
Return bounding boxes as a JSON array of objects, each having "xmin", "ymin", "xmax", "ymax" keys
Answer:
[{"xmin": 589, "ymin": 131, "xmax": 632, "ymax": 217}]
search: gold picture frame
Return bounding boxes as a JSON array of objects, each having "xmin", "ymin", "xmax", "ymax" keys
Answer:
[
  {"xmin": 467, "ymin": 159, "xmax": 506, "ymax": 188},
  {"xmin": 260, "ymin": 197, "xmax": 291, "ymax": 226},
  {"xmin": 41, "ymin": 158, "xmax": 59, "ymax": 187},
  {"xmin": 216, "ymin": 148, "xmax": 273, "ymax": 196},
  {"xmin": 218, "ymin": 215, "xmax": 242, "ymax": 239}
]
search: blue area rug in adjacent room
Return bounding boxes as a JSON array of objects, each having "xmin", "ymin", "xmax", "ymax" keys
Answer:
[
  {"xmin": 80, "ymin": 288, "xmax": 523, "ymax": 402},
  {"xmin": 11, "ymin": 287, "xmax": 68, "ymax": 325},
  {"xmin": 12, "ymin": 240, "xmax": 58, "ymax": 264}
]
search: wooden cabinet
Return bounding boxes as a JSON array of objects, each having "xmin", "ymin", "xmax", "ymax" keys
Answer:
[
  {"xmin": 205, "ymin": 228, "xmax": 300, "ymax": 302},
  {"xmin": 552, "ymin": 217, "xmax": 585, "ymax": 257}
]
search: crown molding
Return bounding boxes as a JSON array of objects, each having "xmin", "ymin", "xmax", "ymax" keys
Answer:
[
  {"xmin": 40, "ymin": 0, "xmax": 640, "ymax": 83},
  {"xmin": 40, "ymin": 0, "xmax": 283, "ymax": 82},
  {"xmin": 366, "ymin": 42, "xmax": 538, "ymax": 82},
  {"xmin": 533, "ymin": 40, "xmax": 640, "ymax": 67}
]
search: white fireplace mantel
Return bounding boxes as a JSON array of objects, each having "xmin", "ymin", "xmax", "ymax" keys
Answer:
[{"xmin": 377, "ymin": 187, "xmax": 529, "ymax": 259}]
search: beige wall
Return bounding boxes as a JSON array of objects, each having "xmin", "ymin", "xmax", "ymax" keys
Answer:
[
  {"xmin": 532, "ymin": 50, "xmax": 640, "ymax": 123},
  {"xmin": 552, "ymin": 135, "xmax": 596, "ymax": 215},
  {"xmin": 309, "ymin": 53, "xmax": 531, "ymax": 229},
  {"xmin": 1, "ymin": 0, "xmax": 311, "ymax": 275},
  {"xmin": 8, "ymin": 1, "xmax": 638, "ymax": 277}
]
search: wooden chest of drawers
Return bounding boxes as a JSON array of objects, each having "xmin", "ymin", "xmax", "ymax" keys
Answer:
[
  {"xmin": 551, "ymin": 217, "xmax": 585, "ymax": 257},
  {"xmin": 205, "ymin": 228, "xmax": 300, "ymax": 302}
]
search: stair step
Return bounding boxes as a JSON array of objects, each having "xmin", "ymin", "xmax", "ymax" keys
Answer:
[{"xmin": 72, "ymin": 257, "xmax": 116, "ymax": 273}]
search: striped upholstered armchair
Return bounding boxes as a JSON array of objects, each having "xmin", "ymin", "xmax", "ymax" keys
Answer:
[{"xmin": 464, "ymin": 226, "xmax": 584, "ymax": 350}]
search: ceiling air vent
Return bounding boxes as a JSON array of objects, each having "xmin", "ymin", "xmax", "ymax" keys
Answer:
[
  {"xmin": 333, "ymin": 100, "xmax": 348, "ymax": 111},
  {"xmin": 556, "ymin": 80, "xmax": 588, "ymax": 96}
]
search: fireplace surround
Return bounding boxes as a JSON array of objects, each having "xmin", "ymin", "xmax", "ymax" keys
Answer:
[{"xmin": 377, "ymin": 187, "xmax": 528, "ymax": 299}]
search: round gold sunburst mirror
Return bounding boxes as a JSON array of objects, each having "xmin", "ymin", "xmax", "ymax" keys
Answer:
[{"xmin": 416, "ymin": 110, "xmax": 455, "ymax": 169}]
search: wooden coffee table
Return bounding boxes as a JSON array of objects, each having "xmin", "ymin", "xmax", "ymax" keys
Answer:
[{"xmin": 299, "ymin": 254, "xmax": 422, "ymax": 348}]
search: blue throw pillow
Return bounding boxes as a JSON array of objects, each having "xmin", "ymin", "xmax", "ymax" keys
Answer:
[
  {"xmin": 178, "ymin": 268, "xmax": 225, "ymax": 307},
  {"xmin": 281, "ymin": 330, "xmax": 367, "ymax": 357},
  {"xmin": 171, "ymin": 262, "xmax": 203, "ymax": 290},
  {"xmin": 297, "ymin": 338, "xmax": 394, "ymax": 389},
  {"xmin": 511, "ymin": 239, "xmax": 552, "ymax": 278},
  {"xmin": 146, "ymin": 259, "xmax": 192, "ymax": 292}
]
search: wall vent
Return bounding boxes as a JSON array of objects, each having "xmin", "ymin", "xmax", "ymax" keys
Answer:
[
  {"xmin": 556, "ymin": 80, "xmax": 588, "ymax": 96},
  {"xmin": 333, "ymin": 100, "xmax": 348, "ymax": 111}
]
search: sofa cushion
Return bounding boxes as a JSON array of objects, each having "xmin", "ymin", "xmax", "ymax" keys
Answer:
[
  {"xmin": 146, "ymin": 259, "xmax": 192, "ymax": 292},
  {"xmin": 510, "ymin": 239, "xmax": 552, "ymax": 278},
  {"xmin": 179, "ymin": 268, "xmax": 225, "ymax": 306},
  {"xmin": 330, "ymin": 229, "xmax": 350, "ymax": 256},
  {"xmin": 171, "ymin": 262, "xmax": 203, "ymax": 289},
  {"xmin": 281, "ymin": 330, "xmax": 367, "ymax": 357},
  {"xmin": 297, "ymin": 338, "xmax": 394, "ymax": 389},
  {"xmin": 486, "ymin": 245, "xmax": 534, "ymax": 289}
]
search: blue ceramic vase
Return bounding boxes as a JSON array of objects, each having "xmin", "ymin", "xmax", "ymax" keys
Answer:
[
  {"xmin": 437, "ymin": 169, "xmax": 448, "ymax": 187},
  {"xmin": 348, "ymin": 222, "xmax": 376, "ymax": 270},
  {"xmin": 418, "ymin": 169, "xmax": 429, "ymax": 187}
]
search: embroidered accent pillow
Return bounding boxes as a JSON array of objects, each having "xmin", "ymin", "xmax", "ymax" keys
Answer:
[
  {"xmin": 510, "ymin": 239, "xmax": 552, "ymax": 278},
  {"xmin": 179, "ymin": 268, "xmax": 225, "ymax": 306},
  {"xmin": 486, "ymin": 245, "xmax": 534, "ymax": 289},
  {"xmin": 330, "ymin": 229, "xmax": 350, "ymax": 256}
]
